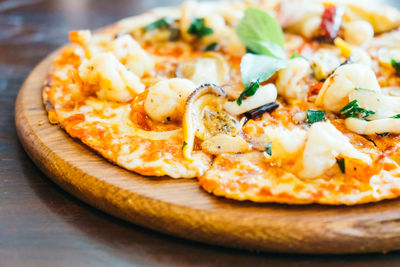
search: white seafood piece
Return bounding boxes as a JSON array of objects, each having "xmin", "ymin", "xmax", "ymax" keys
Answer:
[
  {"xmin": 108, "ymin": 34, "xmax": 155, "ymax": 77},
  {"xmin": 224, "ymin": 84, "xmax": 278, "ymax": 116},
  {"xmin": 300, "ymin": 122, "xmax": 372, "ymax": 179},
  {"xmin": 276, "ymin": 57, "xmax": 311, "ymax": 99},
  {"xmin": 79, "ymin": 52, "xmax": 145, "ymax": 102},
  {"xmin": 201, "ymin": 134, "xmax": 250, "ymax": 155},
  {"xmin": 345, "ymin": 118, "xmax": 400, "ymax": 135},
  {"xmin": 316, "ymin": 64, "xmax": 380, "ymax": 112},
  {"xmin": 343, "ymin": 20, "xmax": 374, "ymax": 45},
  {"xmin": 144, "ymin": 78, "xmax": 197, "ymax": 122}
]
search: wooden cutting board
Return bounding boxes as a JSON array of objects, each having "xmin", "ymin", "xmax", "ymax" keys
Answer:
[{"xmin": 15, "ymin": 51, "xmax": 400, "ymax": 255}]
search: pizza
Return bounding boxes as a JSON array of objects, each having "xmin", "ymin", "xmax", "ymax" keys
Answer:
[{"xmin": 43, "ymin": 0, "xmax": 400, "ymax": 205}]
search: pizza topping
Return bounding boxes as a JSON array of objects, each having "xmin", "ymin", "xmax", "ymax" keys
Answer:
[
  {"xmin": 343, "ymin": 20, "xmax": 374, "ymax": 46},
  {"xmin": 197, "ymin": 109, "xmax": 240, "ymax": 140},
  {"xmin": 299, "ymin": 122, "xmax": 371, "ymax": 179},
  {"xmin": 204, "ymin": 42, "xmax": 218, "ymax": 51},
  {"xmin": 317, "ymin": 5, "xmax": 344, "ymax": 42},
  {"xmin": 306, "ymin": 110, "xmax": 326, "ymax": 124},
  {"xmin": 109, "ymin": 35, "xmax": 155, "ymax": 77},
  {"xmin": 176, "ymin": 52, "xmax": 229, "ymax": 86},
  {"xmin": 144, "ymin": 78, "xmax": 196, "ymax": 122},
  {"xmin": 264, "ymin": 126, "xmax": 307, "ymax": 161},
  {"xmin": 236, "ymin": 8, "xmax": 286, "ymax": 58},
  {"xmin": 224, "ymin": 84, "xmax": 278, "ymax": 116},
  {"xmin": 336, "ymin": 158, "xmax": 346, "ymax": 174},
  {"xmin": 201, "ymin": 134, "xmax": 250, "ymax": 155},
  {"xmin": 309, "ymin": 49, "xmax": 341, "ymax": 81},
  {"xmin": 276, "ymin": 57, "xmax": 311, "ymax": 100},
  {"xmin": 243, "ymin": 102, "xmax": 280, "ymax": 120},
  {"xmin": 345, "ymin": 118, "xmax": 400, "ymax": 135},
  {"xmin": 348, "ymin": 88, "xmax": 400, "ymax": 120},
  {"xmin": 316, "ymin": 64, "xmax": 380, "ymax": 112},
  {"xmin": 392, "ymin": 59, "xmax": 400, "ymax": 76},
  {"xmin": 347, "ymin": 4, "xmax": 400, "ymax": 34},
  {"xmin": 265, "ymin": 142, "xmax": 272, "ymax": 156},
  {"xmin": 235, "ymin": 9, "xmax": 288, "ymax": 106},
  {"xmin": 239, "ymin": 53, "xmax": 287, "ymax": 98},
  {"xmin": 340, "ymin": 100, "xmax": 375, "ymax": 120},
  {"xmin": 78, "ymin": 52, "xmax": 145, "ymax": 102},
  {"xmin": 187, "ymin": 18, "xmax": 213, "ymax": 38},
  {"xmin": 182, "ymin": 84, "xmax": 227, "ymax": 159},
  {"xmin": 143, "ymin": 17, "xmax": 175, "ymax": 31}
]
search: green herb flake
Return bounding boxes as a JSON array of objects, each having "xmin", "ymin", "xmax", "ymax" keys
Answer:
[
  {"xmin": 204, "ymin": 42, "xmax": 218, "ymax": 51},
  {"xmin": 340, "ymin": 100, "xmax": 375, "ymax": 119},
  {"xmin": 336, "ymin": 158, "xmax": 346, "ymax": 174},
  {"xmin": 266, "ymin": 142, "xmax": 272, "ymax": 156},
  {"xmin": 144, "ymin": 17, "xmax": 174, "ymax": 31},
  {"xmin": 391, "ymin": 114, "xmax": 400, "ymax": 119},
  {"xmin": 236, "ymin": 81, "xmax": 260, "ymax": 106},
  {"xmin": 391, "ymin": 59, "xmax": 400, "ymax": 76},
  {"xmin": 182, "ymin": 141, "xmax": 188, "ymax": 150},
  {"xmin": 187, "ymin": 18, "xmax": 213, "ymax": 38},
  {"xmin": 307, "ymin": 110, "xmax": 326, "ymax": 124}
]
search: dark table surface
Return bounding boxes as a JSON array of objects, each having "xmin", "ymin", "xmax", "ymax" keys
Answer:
[{"xmin": 3, "ymin": 0, "xmax": 400, "ymax": 266}]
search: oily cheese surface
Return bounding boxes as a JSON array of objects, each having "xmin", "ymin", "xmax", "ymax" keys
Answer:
[{"xmin": 43, "ymin": 1, "xmax": 400, "ymax": 205}]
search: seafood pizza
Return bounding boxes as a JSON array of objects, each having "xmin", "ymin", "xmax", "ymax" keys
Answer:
[{"xmin": 44, "ymin": 0, "xmax": 400, "ymax": 205}]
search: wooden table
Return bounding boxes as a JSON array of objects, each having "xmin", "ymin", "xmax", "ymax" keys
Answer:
[{"xmin": 2, "ymin": 0, "xmax": 400, "ymax": 265}]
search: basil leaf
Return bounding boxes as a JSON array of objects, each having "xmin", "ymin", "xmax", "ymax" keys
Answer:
[
  {"xmin": 235, "ymin": 9, "xmax": 287, "ymax": 106},
  {"xmin": 237, "ymin": 81, "xmax": 260, "ymax": 105},
  {"xmin": 266, "ymin": 142, "xmax": 272, "ymax": 156},
  {"xmin": 307, "ymin": 110, "xmax": 326, "ymax": 124},
  {"xmin": 144, "ymin": 17, "xmax": 174, "ymax": 31},
  {"xmin": 240, "ymin": 53, "xmax": 287, "ymax": 87},
  {"xmin": 336, "ymin": 158, "xmax": 345, "ymax": 174},
  {"xmin": 391, "ymin": 114, "xmax": 400, "ymax": 119},
  {"xmin": 391, "ymin": 59, "xmax": 400, "ymax": 76},
  {"xmin": 236, "ymin": 8, "xmax": 285, "ymax": 58},
  {"xmin": 187, "ymin": 18, "xmax": 213, "ymax": 38},
  {"xmin": 340, "ymin": 100, "xmax": 375, "ymax": 119}
]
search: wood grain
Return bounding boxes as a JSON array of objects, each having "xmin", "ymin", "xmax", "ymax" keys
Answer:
[{"xmin": 14, "ymin": 24, "xmax": 400, "ymax": 258}]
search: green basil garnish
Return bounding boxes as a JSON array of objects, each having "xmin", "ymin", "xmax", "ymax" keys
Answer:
[
  {"xmin": 204, "ymin": 42, "xmax": 218, "ymax": 51},
  {"xmin": 236, "ymin": 81, "xmax": 260, "ymax": 106},
  {"xmin": 391, "ymin": 59, "xmax": 400, "ymax": 76},
  {"xmin": 236, "ymin": 9, "xmax": 285, "ymax": 58},
  {"xmin": 340, "ymin": 100, "xmax": 375, "ymax": 119},
  {"xmin": 235, "ymin": 9, "xmax": 287, "ymax": 105},
  {"xmin": 336, "ymin": 158, "xmax": 345, "ymax": 174},
  {"xmin": 307, "ymin": 110, "xmax": 326, "ymax": 124},
  {"xmin": 144, "ymin": 17, "xmax": 174, "ymax": 31},
  {"xmin": 266, "ymin": 142, "xmax": 272, "ymax": 156},
  {"xmin": 187, "ymin": 18, "xmax": 213, "ymax": 38}
]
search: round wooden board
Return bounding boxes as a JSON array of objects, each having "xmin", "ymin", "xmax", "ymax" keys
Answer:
[{"xmin": 15, "ymin": 51, "xmax": 400, "ymax": 255}]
